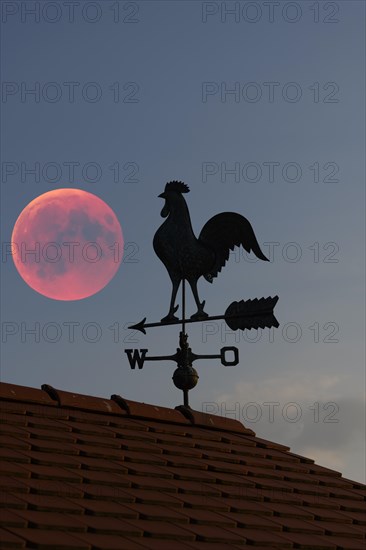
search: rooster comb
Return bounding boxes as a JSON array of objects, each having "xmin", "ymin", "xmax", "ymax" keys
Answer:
[{"xmin": 165, "ymin": 181, "xmax": 190, "ymax": 194}]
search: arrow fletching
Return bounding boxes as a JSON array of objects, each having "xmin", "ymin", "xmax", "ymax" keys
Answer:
[{"xmin": 224, "ymin": 296, "xmax": 279, "ymax": 331}]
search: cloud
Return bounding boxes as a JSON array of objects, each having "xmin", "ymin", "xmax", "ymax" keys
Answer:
[{"xmin": 211, "ymin": 372, "xmax": 365, "ymax": 482}]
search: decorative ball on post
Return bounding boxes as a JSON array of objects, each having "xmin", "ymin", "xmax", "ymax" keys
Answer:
[{"xmin": 173, "ymin": 366, "xmax": 199, "ymax": 391}]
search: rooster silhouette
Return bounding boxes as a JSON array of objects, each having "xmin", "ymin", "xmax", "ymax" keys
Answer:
[{"xmin": 153, "ymin": 181, "xmax": 269, "ymax": 322}]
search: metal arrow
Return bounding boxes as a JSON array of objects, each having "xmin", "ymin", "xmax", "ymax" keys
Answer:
[{"xmin": 129, "ymin": 296, "xmax": 279, "ymax": 334}]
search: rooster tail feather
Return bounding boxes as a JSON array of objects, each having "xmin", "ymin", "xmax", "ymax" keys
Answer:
[
  {"xmin": 251, "ymin": 240, "xmax": 269, "ymax": 261},
  {"xmin": 199, "ymin": 212, "xmax": 269, "ymax": 280}
]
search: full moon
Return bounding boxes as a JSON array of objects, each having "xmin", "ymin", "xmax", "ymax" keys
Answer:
[{"xmin": 11, "ymin": 188, "xmax": 124, "ymax": 300}]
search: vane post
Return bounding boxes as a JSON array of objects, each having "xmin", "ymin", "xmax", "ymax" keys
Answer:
[
  {"xmin": 182, "ymin": 279, "xmax": 186, "ymax": 334},
  {"xmin": 181, "ymin": 279, "xmax": 188, "ymax": 407}
]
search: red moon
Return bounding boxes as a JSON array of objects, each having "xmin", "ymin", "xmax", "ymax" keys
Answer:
[{"xmin": 11, "ymin": 189, "xmax": 124, "ymax": 300}]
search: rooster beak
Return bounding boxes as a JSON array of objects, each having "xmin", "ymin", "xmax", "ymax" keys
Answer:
[{"xmin": 158, "ymin": 192, "xmax": 166, "ymax": 199}]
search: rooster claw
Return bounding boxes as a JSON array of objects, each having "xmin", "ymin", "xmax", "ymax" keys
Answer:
[
  {"xmin": 190, "ymin": 311, "xmax": 209, "ymax": 320},
  {"xmin": 161, "ymin": 305, "xmax": 179, "ymax": 324},
  {"xmin": 190, "ymin": 302, "xmax": 208, "ymax": 320},
  {"xmin": 161, "ymin": 314, "xmax": 179, "ymax": 324}
]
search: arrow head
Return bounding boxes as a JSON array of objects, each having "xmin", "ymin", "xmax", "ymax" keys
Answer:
[{"xmin": 128, "ymin": 318, "xmax": 147, "ymax": 334}]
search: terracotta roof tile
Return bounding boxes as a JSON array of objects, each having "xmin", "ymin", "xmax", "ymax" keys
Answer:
[
  {"xmin": 0, "ymin": 383, "xmax": 56, "ymax": 406},
  {"xmin": 175, "ymin": 405, "xmax": 254, "ymax": 434},
  {"xmin": 4, "ymin": 528, "xmax": 91, "ymax": 549},
  {"xmin": 120, "ymin": 398, "xmax": 191, "ymax": 425},
  {"xmin": 8, "ymin": 510, "xmax": 88, "ymax": 532},
  {"xmin": 0, "ymin": 381, "xmax": 365, "ymax": 550},
  {"xmin": 0, "ymin": 528, "xmax": 27, "ymax": 549}
]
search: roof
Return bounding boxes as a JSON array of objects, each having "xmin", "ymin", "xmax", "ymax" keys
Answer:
[{"xmin": 0, "ymin": 381, "xmax": 365, "ymax": 550}]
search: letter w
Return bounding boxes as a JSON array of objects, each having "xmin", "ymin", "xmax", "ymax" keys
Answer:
[{"xmin": 125, "ymin": 349, "xmax": 148, "ymax": 369}]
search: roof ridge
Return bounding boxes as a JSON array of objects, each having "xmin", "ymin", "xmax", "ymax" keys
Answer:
[{"xmin": 0, "ymin": 381, "xmax": 254, "ymax": 436}]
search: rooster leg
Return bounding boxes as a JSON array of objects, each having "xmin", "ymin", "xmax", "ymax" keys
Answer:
[
  {"xmin": 161, "ymin": 277, "xmax": 180, "ymax": 323},
  {"xmin": 188, "ymin": 279, "xmax": 209, "ymax": 320}
]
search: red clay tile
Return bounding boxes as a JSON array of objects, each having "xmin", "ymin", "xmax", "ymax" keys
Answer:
[
  {"xmin": 72, "ymin": 514, "xmax": 145, "ymax": 535},
  {"xmin": 15, "ymin": 494, "xmax": 85, "ymax": 514},
  {"xmin": 76, "ymin": 456, "xmax": 128, "ymax": 473},
  {"xmin": 164, "ymin": 466, "xmax": 217, "ymax": 484},
  {"xmin": 9, "ymin": 510, "xmax": 87, "ymax": 532},
  {"xmin": 219, "ymin": 511, "xmax": 283, "ymax": 531},
  {"xmin": 129, "ymin": 475, "xmax": 182, "ymax": 492},
  {"xmin": 121, "ymin": 397, "xmax": 191, "ymax": 425},
  {"xmin": 5, "ymin": 528, "xmax": 91, "ymax": 549},
  {"xmin": 76, "ymin": 469, "xmax": 128, "ymax": 486},
  {"xmin": 70, "ymin": 482, "xmax": 131, "ymax": 501},
  {"xmin": 21, "ymin": 478, "xmax": 84, "ymax": 498},
  {"xmin": 74, "ymin": 433, "xmax": 121, "ymax": 449},
  {"xmin": 121, "ymin": 449, "xmax": 167, "ymax": 465},
  {"xmin": 237, "ymin": 528, "xmax": 293, "ymax": 547},
  {"xmin": 176, "ymin": 405, "xmax": 253, "ymax": 435},
  {"xmin": 313, "ymin": 520, "xmax": 365, "ymax": 538},
  {"xmin": 0, "ymin": 383, "xmax": 56, "ymax": 406},
  {"xmin": 153, "ymin": 432, "xmax": 195, "ymax": 447},
  {"xmin": 304, "ymin": 506, "xmax": 354, "ymax": 523},
  {"xmin": 0, "ymin": 511, "xmax": 28, "ymax": 529},
  {"xmin": 70, "ymin": 531, "xmax": 144, "ymax": 549},
  {"xmin": 124, "ymin": 462, "xmax": 174, "ymax": 478},
  {"xmin": 135, "ymin": 540, "xmax": 198, "ymax": 550},
  {"xmin": 15, "ymin": 450, "xmax": 79, "ymax": 468},
  {"xmin": 309, "ymin": 463, "xmax": 342, "ymax": 477},
  {"xmin": 246, "ymin": 436, "xmax": 290, "ymax": 451},
  {"xmin": 217, "ymin": 498, "xmax": 276, "ymax": 516},
  {"xmin": 22, "ymin": 426, "xmax": 78, "ymax": 443},
  {"xmin": 338, "ymin": 509, "xmax": 366, "ymax": 525},
  {"xmin": 120, "ymin": 518, "xmax": 197, "ymax": 540},
  {"xmin": 41, "ymin": 385, "xmax": 123, "ymax": 415},
  {"xmin": 66, "ymin": 411, "xmax": 111, "ymax": 426},
  {"xmin": 179, "ymin": 508, "xmax": 237, "ymax": 527},
  {"xmin": 268, "ymin": 516, "xmax": 326, "ymax": 534},
  {"xmin": 104, "ymin": 487, "xmax": 182, "ymax": 506},
  {"xmin": 180, "ymin": 523, "xmax": 246, "ymax": 544},
  {"xmin": 0, "ymin": 493, "xmax": 28, "ymax": 511},
  {"xmin": 334, "ymin": 539, "xmax": 366, "ymax": 550},
  {"xmin": 212, "ymin": 471, "xmax": 257, "ymax": 487},
  {"xmin": 123, "ymin": 502, "xmax": 190, "ymax": 523},
  {"xmin": 0, "ymin": 411, "xmax": 27, "ymax": 426},
  {"xmin": 76, "ymin": 443, "xmax": 123, "ymax": 460},
  {"xmin": 219, "ymin": 485, "xmax": 266, "ymax": 502},
  {"xmin": 261, "ymin": 502, "xmax": 315, "ymax": 519},
  {"xmin": 277, "ymin": 531, "xmax": 338, "ymax": 549},
  {"xmin": 0, "ymin": 435, "xmax": 31, "ymax": 450},
  {"xmin": 0, "ymin": 527, "xmax": 26, "ymax": 548},
  {"xmin": 171, "ymin": 494, "xmax": 231, "ymax": 512},
  {"xmin": 19, "ymin": 464, "xmax": 83, "ymax": 482},
  {"xmin": 115, "ymin": 434, "xmax": 160, "ymax": 451},
  {"xmin": 170, "ymin": 480, "xmax": 223, "ymax": 497},
  {"xmin": 29, "ymin": 438, "xmax": 80, "ymax": 455},
  {"xmin": 339, "ymin": 499, "xmax": 366, "ymax": 513},
  {"xmin": 184, "ymin": 544, "xmax": 249, "ymax": 550},
  {"xmin": 27, "ymin": 415, "xmax": 72, "ymax": 431},
  {"xmin": 0, "ymin": 448, "xmax": 31, "ymax": 465},
  {"xmin": 0, "ymin": 477, "xmax": 30, "ymax": 495},
  {"xmin": 328, "ymin": 486, "xmax": 365, "ymax": 500},
  {"xmin": 69, "ymin": 498, "xmax": 137, "ymax": 515},
  {"xmin": 201, "ymin": 448, "xmax": 241, "ymax": 462},
  {"xmin": 0, "ymin": 462, "xmax": 31, "ymax": 480}
]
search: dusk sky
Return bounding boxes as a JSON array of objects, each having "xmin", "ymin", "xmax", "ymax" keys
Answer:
[{"xmin": 1, "ymin": 1, "xmax": 365, "ymax": 483}]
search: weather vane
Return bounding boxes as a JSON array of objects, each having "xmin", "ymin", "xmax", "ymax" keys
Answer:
[{"xmin": 125, "ymin": 181, "xmax": 279, "ymax": 407}]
